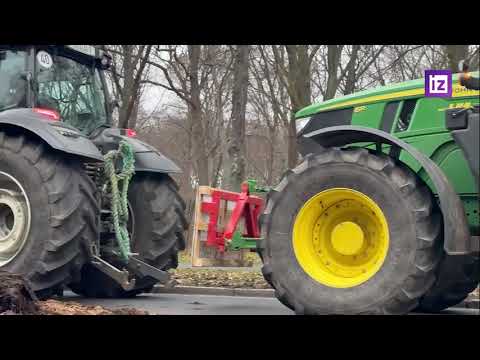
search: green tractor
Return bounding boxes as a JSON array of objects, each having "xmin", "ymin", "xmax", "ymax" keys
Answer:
[
  {"xmin": 0, "ymin": 45, "xmax": 187, "ymax": 298},
  {"xmin": 259, "ymin": 66, "xmax": 479, "ymax": 314}
]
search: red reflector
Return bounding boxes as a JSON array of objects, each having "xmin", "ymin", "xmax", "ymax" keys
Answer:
[
  {"xmin": 126, "ymin": 129, "xmax": 137, "ymax": 137},
  {"xmin": 33, "ymin": 108, "xmax": 60, "ymax": 121}
]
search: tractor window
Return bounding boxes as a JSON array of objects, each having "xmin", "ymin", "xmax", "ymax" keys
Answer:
[
  {"xmin": 35, "ymin": 52, "xmax": 107, "ymax": 135},
  {"xmin": 380, "ymin": 101, "xmax": 400, "ymax": 133},
  {"xmin": 394, "ymin": 99, "xmax": 417, "ymax": 132},
  {"xmin": 0, "ymin": 50, "xmax": 27, "ymax": 111}
]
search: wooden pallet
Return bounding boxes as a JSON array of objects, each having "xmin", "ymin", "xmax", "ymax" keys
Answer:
[{"xmin": 190, "ymin": 186, "xmax": 251, "ymax": 267}]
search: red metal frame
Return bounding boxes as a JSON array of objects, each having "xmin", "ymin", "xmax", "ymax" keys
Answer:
[{"xmin": 200, "ymin": 183, "xmax": 264, "ymax": 252}]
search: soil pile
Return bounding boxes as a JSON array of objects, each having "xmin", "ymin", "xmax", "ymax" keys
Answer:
[
  {"xmin": 0, "ymin": 271, "xmax": 39, "ymax": 315},
  {"xmin": 0, "ymin": 271, "xmax": 148, "ymax": 315},
  {"xmin": 37, "ymin": 300, "xmax": 149, "ymax": 315},
  {"xmin": 171, "ymin": 268, "xmax": 271, "ymax": 289}
]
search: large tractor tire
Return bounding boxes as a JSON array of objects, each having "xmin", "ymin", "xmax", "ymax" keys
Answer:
[
  {"xmin": 258, "ymin": 148, "xmax": 443, "ymax": 315},
  {"xmin": 417, "ymin": 254, "xmax": 479, "ymax": 312},
  {"xmin": 69, "ymin": 173, "xmax": 187, "ymax": 298},
  {"xmin": 0, "ymin": 131, "xmax": 98, "ymax": 299}
]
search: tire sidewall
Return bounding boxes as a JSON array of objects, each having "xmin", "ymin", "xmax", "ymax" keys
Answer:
[
  {"xmin": 0, "ymin": 147, "xmax": 50, "ymax": 277},
  {"xmin": 267, "ymin": 162, "xmax": 419, "ymax": 313}
]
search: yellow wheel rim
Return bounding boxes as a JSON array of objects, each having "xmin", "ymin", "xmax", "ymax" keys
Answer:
[{"xmin": 293, "ymin": 188, "xmax": 389, "ymax": 288}]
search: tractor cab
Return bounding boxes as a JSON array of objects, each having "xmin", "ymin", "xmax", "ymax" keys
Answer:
[{"xmin": 0, "ymin": 45, "xmax": 113, "ymax": 135}]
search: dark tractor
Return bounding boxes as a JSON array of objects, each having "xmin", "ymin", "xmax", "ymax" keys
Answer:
[{"xmin": 0, "ymin": 45, "xmax": 187, "ymax": 298}]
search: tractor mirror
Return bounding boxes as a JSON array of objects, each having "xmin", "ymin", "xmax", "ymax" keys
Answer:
[{"xmin": 18, "ymin": 71, "xmax": 30, "ymax": 81}]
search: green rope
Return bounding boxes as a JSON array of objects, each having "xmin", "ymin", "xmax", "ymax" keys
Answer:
[{"xmin": 104, "ymin": 140, "xmax": 135, "ymax": 263}]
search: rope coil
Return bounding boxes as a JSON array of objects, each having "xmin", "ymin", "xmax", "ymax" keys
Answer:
[{"xmin": 104, "ymin": 140, "xmax": 135, "ymax": 263}]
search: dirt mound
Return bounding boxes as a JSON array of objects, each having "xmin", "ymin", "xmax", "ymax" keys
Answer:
[
  {"xmin": 37, "ymin": 299, "xmax": 149, "ymax": 315},
  {"xmin": 0, "ymin": 271, "xmax": 148, "ymax": 315},
  {"xmin": 0, "ymin": 271, "xmax": 39, "ymax": 315},
  {"xmin": 172, "ymin": 268, "xmax": 271, "ymax": 289}
]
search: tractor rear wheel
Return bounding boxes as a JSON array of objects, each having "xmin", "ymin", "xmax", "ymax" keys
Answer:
[
  {"xmin": 259, "ymin": 148, "xmax": 443, "ymax": 315},
  {"xmin": 0, "ymin": 131, "xmax": 98, "ymax": 299},
  {"xmin": 69, "ymin": 173, "xmax": 187, "ymax": 298},
  {"xmin": 417, "ymin": 254, "xmax": 479, "ymax": 312}
]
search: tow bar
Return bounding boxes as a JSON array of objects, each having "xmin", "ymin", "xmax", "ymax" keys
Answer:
[{"xmin": 90, "ymin": 255, "xmax": 176, "ymax": 291}]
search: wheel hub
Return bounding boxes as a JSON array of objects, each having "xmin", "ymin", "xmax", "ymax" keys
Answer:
[
  {"xmin": 293, "ymin": 188, "xmax": 389, "ymax": 288},
  {"xmin": 0, "ymin": 172, "xmax": 31, "ymax": 267},
  {"xmin": 331, "ymin": 221, "xmax": 364, "ymax": 256}
]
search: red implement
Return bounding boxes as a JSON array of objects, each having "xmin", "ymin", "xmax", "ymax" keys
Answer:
[{"xmin": 200, "ymin": 182, "xmax": 264, "ymax": 252}]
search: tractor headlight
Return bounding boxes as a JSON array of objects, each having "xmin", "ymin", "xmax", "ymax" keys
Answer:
[{"xmin": 296, "ymin": 117, "xmax": 311, "ymax": 134}]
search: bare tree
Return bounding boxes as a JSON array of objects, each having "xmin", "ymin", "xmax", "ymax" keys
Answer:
[
  {"xmin": 102, "ymin": 45, "xmax": 153, "ymax": 129},
  {"xmin": 444, "ymin": 45, "xmax": 469, "ymax": 72},
  {"xmin": 248, "ymin": 45, "xmax": 289, "ymax": 185},
  {"xmin": 311, "ymin": 45, "xmax": 386, "ymax": 100},
  {"xmin": 147, "ymin": 45, "xmax": 234, "ymax": 186},
  {"xmin": 271, "ymin": 45, "xmax": 320, "ymax": 168},
  {"xmin": 225, "ymin": 45, "xmax": 250, "ymax": 191}
]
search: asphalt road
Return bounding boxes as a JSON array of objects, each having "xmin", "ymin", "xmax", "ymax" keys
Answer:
[{"xmin": 61, "ymin": 291, "xmax": 479, "ymax": 315}]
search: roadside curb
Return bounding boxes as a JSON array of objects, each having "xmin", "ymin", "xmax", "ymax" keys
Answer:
[
  {"xmin": 153, "ymin": 285, "xmax": 275, "ymax": 298},
  {"xmin": 153, "ymin": 286, "xmax": 479, "ymax": 308}
]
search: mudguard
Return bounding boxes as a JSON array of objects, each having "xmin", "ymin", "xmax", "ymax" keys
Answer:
[
  {"xmin": 298, "ymin": 125, "xmax": 472, "ymax": 255},
  {"xmin": 90, "ymin": 128, "xmax": 181, "ymax": 174},
  {"xmin": 0, "ymin": 108, "xmax": 103, "ymax": 162},
  {"xmin": 446, "ymin": 107, "xmax": 479, "ymax": 188}
]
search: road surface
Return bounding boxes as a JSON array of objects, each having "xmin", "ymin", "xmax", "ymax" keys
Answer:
[{"xmin": 61, "ymin": 291, "xmax": 479, "ymax": 315}]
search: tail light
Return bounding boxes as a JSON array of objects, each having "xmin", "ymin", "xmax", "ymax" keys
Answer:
[
  {"xmin": 33, "ymin": 108, "xmax": 60, "ymax": 121},
  {"xmin": 126, "ymin": 129, "xmax": 137, "ymax": 138}
]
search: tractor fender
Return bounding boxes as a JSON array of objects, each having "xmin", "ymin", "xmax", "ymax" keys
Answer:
[
  {"xmin": 91, "ymin": 128, "xmax": 182, "ymax": 174},
  {"xmin": 299, "ymin": 125, "xmax": 471, "ymax": 255},
  {"xmin": 0, "ymin": 108, "xmax": 103, "ymax": 162},
  {"xmin": 445, "ymin": 107, "xmax": 479, "ymax": 187},
  {"xmin": 122, "ymin": 136, "xmax": 182, "ymax": 174}
]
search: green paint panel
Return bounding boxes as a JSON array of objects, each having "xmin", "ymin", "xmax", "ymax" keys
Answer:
[
  {"xmin": 404, "ymin": 97, "xmax": 447, "ymax": 131},
  {"xmin": 227, "ymin": 231, "xmax": 261, "ymax": 251},
  {"xmin": 434, "ymin": 148, "xmax": 477, "ymax": 194},
  {"xmin": 398, "ymin": 136, "xmax": 476, "ymax": 193},
  {"xmin": 296, "ymin": 71, "xmax": 479, "ymax": 118},
  {"xmin": 351, "ymin": 102, "xmax": 385, "ymax": 129}
]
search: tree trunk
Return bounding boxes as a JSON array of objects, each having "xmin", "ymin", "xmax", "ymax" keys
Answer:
[
  {"xmin": 325, "ymin": 45, "xmax": 342, "ymax": 100},
  {"xmin": 284, "ymin": 45, "xmax": 312, "ymax": 168},
  {"xmin": 266, "ymin": 128, "xmax": 276, "ymax": 186},
  {"xmin": 119, "ymin": 45, "xmax": 133, "ymax": 129},
  {"xmin": 188, "ymin": 45, "xmax": 210, "ymax": 186},
  {"xmin": 128, "ymin": 98, "xmax": 139, "ymax": 129},
  {"xmin": 287, "ymin": 112, "xmax": 298, "ymax": 169},
  {"xmin": 444, "ymin": 45, "xmax": 469, "ymax": 72},
  {"xmin": 226, "ymin": 45, "xmax": 250, "ymax": 191},
  {"xmin": 344, "ymin": 45, "xmax": 360, "ymax": 95}
]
